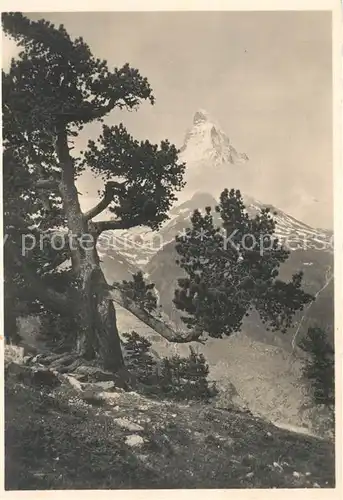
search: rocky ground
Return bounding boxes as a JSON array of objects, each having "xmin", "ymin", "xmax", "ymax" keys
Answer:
[{"xmin": 4, "ymin": 347, "xmax": 335, "ymax": 490}]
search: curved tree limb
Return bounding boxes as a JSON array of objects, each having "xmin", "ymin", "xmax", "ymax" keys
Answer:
[
  {"xmin": 109, "ymin": 287, "xmax": 204, "ymax": 343},
  {"xmin": 84, "ymin": 181, "xmax": 126, "ymax": 222},
  {"xmin": 93, "ymin": 217, "xmax": 145, "ymax": 235},
  {"xmin": 56, "ymin": 101, "xmax": 117, "ymax": 125}
]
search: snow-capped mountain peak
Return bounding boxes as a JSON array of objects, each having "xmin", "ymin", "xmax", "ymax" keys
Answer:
[
  {"xmin": 180, "ymin": 109, "xmax": 248, "ymax": 166},
  {"xmin": 192, "ymin": 109, "xmax": 211, "ymax": 125}
]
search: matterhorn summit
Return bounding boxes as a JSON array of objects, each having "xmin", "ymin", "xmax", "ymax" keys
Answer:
[
  {"xmin": 179, "ymin": 109, "xmax": 248, "ymax": 166},
  {"xmin": 177, "ymin": 109, "xmax": 249, "ymax": 203}
]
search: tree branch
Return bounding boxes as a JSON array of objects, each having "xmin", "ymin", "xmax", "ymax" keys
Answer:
[
  {"xmin": 94, "ymin": 217, "xmax": 145, "ymax": 235},
  {"xmin": 56, "ymin": 101, "xmax": 116, "ymax": 124},
  {"xmin": 109, "ymin": 287, "xmax": 204, "ymax": 343},
  {"xmin": 84, "ymin": 181, "xmax": 126, "ymax": 222}
]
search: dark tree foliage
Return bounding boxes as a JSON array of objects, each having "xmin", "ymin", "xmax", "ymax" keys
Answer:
[
  {"xmin": 122, "ymin": 332, "xmax": 217, "ymax": 402},
  {"xmin": 158, "ymin": 348, "xmax": 218, "ymax": 402},
  {"xmin": 113, "ymin": 272, "xmax": 158, "ymax": 313},
  {"xmin": 122, "ymin": 331, "xmax": 157, "ymax": 385},
  {"xmin": 299, "ymin": 326, "xmax": 335, "ymax": 408},
  {"xmin": 83, "ymin": 128, "xmax": 185, "ymax": 231},
  {"xmin": 174, "ymin": 188, "xmax": 314, "ymax": 338}
]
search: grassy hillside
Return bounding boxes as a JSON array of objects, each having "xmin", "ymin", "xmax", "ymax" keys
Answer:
[
  {"xmin": 16, "ymin": 294, "xmax": 333, "ymax": 440},
  {"xmin": 5, "ymin": 357, "xmax": 335, "ymax": 490}
]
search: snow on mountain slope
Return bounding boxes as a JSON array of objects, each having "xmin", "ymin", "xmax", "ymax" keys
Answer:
[
  {"xmin": 156, "ymin": 192, "xmax": 333, "ymax": 256},
  {"xmin": 242, "ymin": 194, "xmax": 333, "ymax": 252},
  {"xmin": 98, "ymin": 227, "xmax": 159, "ymax": 270},
  {"xmin": 97, "ymin": 189, "xmax": 332, "ymax": 282}
]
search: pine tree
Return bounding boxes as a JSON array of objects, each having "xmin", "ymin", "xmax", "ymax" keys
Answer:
[
  {"xmin": 299, "ymin": 326, "xmax": 334, "ymax": 408},
  {"xmin": 2, "ymin": 12, "xmax": 185, "ymax": 372},
  {"xmin": 122, "ymin": 331, "xmax": 157, "ymax": 385},
  {"xmin": 174, "ymin": 188, "xmax": 314, "ymax": 339},
  {"xmin": 159, "ymin": 347, "xmax": 218, "ymax": 401}
]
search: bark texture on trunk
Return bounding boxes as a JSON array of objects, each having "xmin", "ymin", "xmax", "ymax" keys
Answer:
[{"xmin": 55, "ymin": 124, "xmax": 124, "ymax": 372}]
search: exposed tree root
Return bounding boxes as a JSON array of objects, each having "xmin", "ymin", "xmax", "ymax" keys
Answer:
[
  {"xmin": 31, "ymin": 352, "xmax": 87, "ymax": 373},
  {"xmin": 49, "ymin": 353, "xmax": 78, "ymax": 369}
]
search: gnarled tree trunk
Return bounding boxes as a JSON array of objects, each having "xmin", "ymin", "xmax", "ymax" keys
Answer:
[
  {"xmin": 77, "ymin": 263, "xmax": 124, "ymax": 372},
  {"xmin": 56, "ymin": 124, "xmax": 124, "ymax": 372}
]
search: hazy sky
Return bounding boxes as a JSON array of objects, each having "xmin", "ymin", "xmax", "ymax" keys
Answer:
[{"xmin": 2, "ymin": 11, "xmax": 333, "ymax": 228}]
